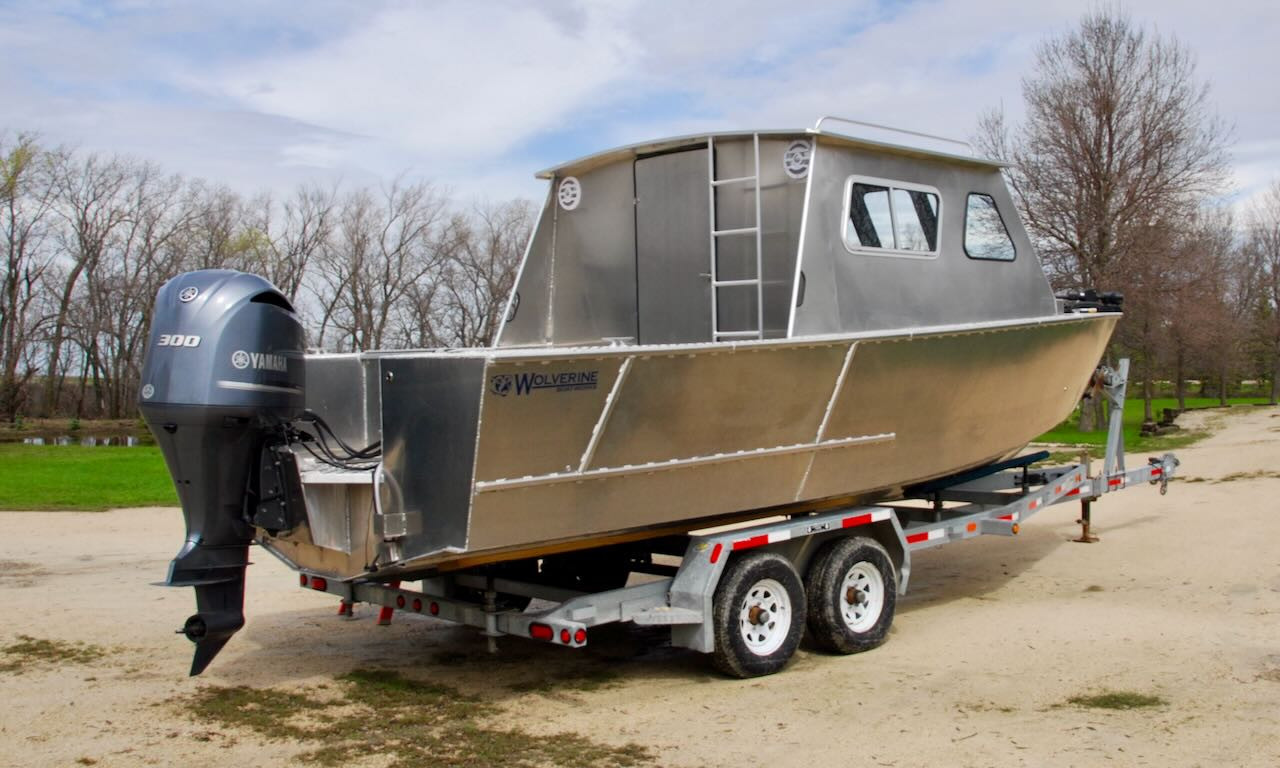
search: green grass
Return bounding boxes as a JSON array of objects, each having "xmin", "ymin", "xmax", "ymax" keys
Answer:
[
  {"xmin": 0, "ymin": 444, "xmax": 178, "ymax": 510},
  {"xmin": 1034, "ymin": 397, "xmax": 1270, "ymax": 452},
  {"xmin": 1064, "ymin": 690, "xmax": 1167, "ymax": 710},
  {"xmin": 0, "ymin": 634, "xmax": 109, "ymax": 674},
  {"xmin": 182, "ymin": 668, "xmax": 651, "ymax": 768}
]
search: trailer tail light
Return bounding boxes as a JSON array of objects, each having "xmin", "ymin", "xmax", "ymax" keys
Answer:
[
  {"xmin": 412, "ymin": 598, "xmax": 422, "ymax": 612},
  {"xmin": 299, "ymin": 574, "xmax": 308, "ymax": 587},
  {"xmin": 710, "ymin": 543, "xmax": 723, "ymax": 564},
  {"xmin": 560, "ymin": 629, "xmax": 571, "ymax": 644},
  {"xmin": 574, "ymin": 629, "xmax": 587, "ymax": 645},
  {"xmin": 309, "ymin": 576, "xmax": 327, "ymax": 591},
  {"xmin": 395, "ymin": 595, "xmax": 406, "ymax": 609},
  {"xmin": 529, "ymin": 623, "xmax": 554, "ymax": 641},
  {"xmin": 429, "ymin": 601, "xmax": 440, "ymax": 616}
]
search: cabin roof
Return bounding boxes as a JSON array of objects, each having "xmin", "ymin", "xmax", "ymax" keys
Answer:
[{"xmin": 535, "ymin": 120, "xmax": 1008, "ymax": 179}]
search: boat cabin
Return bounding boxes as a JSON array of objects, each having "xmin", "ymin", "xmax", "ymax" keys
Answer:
[{"xmin": 496, "ymin": 117, "xmax": 1056, "ymax": 348}]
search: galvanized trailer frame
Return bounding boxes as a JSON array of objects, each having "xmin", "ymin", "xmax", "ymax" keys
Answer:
[{"xmin": 295, "ymin": 359, "xmax": 1178, "ymax": 675}]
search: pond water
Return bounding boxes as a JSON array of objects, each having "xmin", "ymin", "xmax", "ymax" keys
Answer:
[{"xmin": 14, "ymin": 435, "xmax": 147, "ymax": 446}]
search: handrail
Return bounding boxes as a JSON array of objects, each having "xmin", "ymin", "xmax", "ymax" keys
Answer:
[{"xmin": 811, "ymin": 116, "xmax": 973, "ymax": 155}]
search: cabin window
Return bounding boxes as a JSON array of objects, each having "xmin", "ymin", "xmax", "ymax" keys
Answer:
[
  {"xmin": 843, "ymin": 177, "xmax": 940, "ymax": 256},
  {"xmin": 963, "ymin": 193, "xmax": 1016, "ymax": 261}
]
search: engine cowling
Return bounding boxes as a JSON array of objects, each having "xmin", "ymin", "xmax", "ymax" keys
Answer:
[{"xmin": 138, "ymin": 269, "xmax": 306, "ymax": 675}]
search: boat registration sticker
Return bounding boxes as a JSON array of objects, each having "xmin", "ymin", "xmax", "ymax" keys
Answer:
[
  {"xmin": 783, "ymin": 139, "xmax": 812, "ymax": 179},
  {"xmin": 558, "ymin": 177, "xmax": 582, "ymax": 210}
]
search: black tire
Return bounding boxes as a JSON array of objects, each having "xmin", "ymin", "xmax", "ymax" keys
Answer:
[
  {"xmin": 711, "ymin": 551, "xmax": 807, "ymax": 678},
  {"xmin": 804, "ymin": 536, "xmax": 896, "ymax": 654}
]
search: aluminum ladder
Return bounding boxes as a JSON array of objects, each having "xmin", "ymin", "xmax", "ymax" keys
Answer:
[{"xmin": 707, "ymin": 134, "xmax": 764, "ymax": 341}]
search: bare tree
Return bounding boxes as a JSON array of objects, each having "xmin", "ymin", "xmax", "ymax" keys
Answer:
[
  {"xmin": 311, "ymin": 180, "xmax": 449, "ymax": 351},
  {"xmin": 43, "ymin": 151, "xmax": 133, "ymax": 416},
  {"xmin": 0, "ymin": 134, "xmax": 57, "ymax": 421},
  {"xmin": 433, "ymin": 200, "xmax": 533, "ymax": 348},
  {"xmin": 976, "ymin": 8, "xmax": 1230, "ymax": 428},
  {"xmin": 1246, "ymin": 180, "xmax": 1280, "ymax": 404}
]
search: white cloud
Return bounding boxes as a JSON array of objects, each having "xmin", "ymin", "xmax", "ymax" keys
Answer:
[{"xmin": 0, "ymin": 0, "xmax": 1274, "ymax": 209}]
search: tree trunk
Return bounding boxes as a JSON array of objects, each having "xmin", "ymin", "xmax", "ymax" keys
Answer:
[
  {"xmin": 1175, "ymin": 349, "xmax": 1186, "ymax": 411},
  {"xmin": 1218, "ymin": 367, "xmax": 1228, "ymax": 406}
]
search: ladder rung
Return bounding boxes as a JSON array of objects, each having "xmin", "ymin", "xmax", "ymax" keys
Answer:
[
  {"xmin": 713, "ymin": 279, "xmax": 760, "ymax": 288},
  {"xmin": 712, "ymin": 226, "xmax": 758, "ymax": 237},
  {"xmin": 710, "ymin": 175, "xmax": 758, "ymax": 187},
  {"xmin": 715, "ymin": 330, "xmax": 762, "ymax": 339}
]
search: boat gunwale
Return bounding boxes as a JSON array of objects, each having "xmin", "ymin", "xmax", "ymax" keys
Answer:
[{"xmin": 337, "ymin": 311, "xmax": 1118, "ymax": 363}]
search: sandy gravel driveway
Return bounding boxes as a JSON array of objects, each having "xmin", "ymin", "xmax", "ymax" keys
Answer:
[{"xmin": 1, "ymin": 406, "xmax": 1277, "ymax": 767}]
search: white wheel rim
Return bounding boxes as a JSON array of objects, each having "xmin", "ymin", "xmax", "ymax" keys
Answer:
[
  {"xmin": 840, "ymin": 562, "xmax": 885, "ymax": 633},
  {"xmin": 737, "ymin": 577, "xmax": 792, "ymax": 656}
]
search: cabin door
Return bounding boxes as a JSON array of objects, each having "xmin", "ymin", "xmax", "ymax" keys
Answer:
[{"xmin": 634, "ymin": 148, "xmax": 711, "ymax": 344}]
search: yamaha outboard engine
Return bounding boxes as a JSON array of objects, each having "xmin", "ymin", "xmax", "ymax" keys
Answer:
[{"xmin": 139, "ymin": 270, "xmax": 306, "ymax": 675}]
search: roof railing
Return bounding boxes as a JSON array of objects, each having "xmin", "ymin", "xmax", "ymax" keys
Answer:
[{"xmin": 810, "ymin": 116, "xmax": 974, "ymax": 156}]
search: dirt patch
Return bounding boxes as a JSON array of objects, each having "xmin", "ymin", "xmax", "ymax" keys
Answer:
[{"xmin": 0, "ymin": 559, "xmax": 49, "ymax": 587}]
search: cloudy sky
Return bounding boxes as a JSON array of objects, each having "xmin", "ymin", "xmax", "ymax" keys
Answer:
[{"xmin": 2, "ymin": 0, "xmax": 1276, "ymax": 207}]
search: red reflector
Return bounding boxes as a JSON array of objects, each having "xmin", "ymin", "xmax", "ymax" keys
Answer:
[
  {"xmin": 842, "ymin": 512, "xmax": 873, "ymax": 528},
  {"xmin": 299, "ymin": 574, "xmax": 308, "ymax": 587},
  {"xmin": 905, "ymin": 532, "xmax": 929, "ymax": 544},
  {"xmin": 560, "ymin": 628, "xmax": 571, "ymax": 644},
  {"xmin": 530, "ymin": 623, "xmax": 554, "ymax": 641},
  {"xmin": 574, "ymin": 628, "xmax": 587, "ymax": 645},
  {"xmin": 412, "ymin": 598, "xmax": 422, "ymax": 612},
  {"xmin": 395, "ymin": 595, "xmax": 406, "ymax": 609},
  {"xmin": 1151, "ymin": 467, "xmax": 1162, "ymax": 476},
  {"xmin": 709, "ymin": 543, "xmax": 723, "ymax": 564},
  {"xmin": 310, "ymin": 576, "xmax": 328, "ymax": 591},
  {"xmin": 732, "ymin": 534, "xmax": 769, "ymax": 551},
  {"xmin": 429, "ymin": 601, "xmax": 439, "ymax": 616}
]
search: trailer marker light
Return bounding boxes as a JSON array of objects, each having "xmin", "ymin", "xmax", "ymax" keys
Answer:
[
  {"xmin": 429, "ymin": 601, "xmax": 439, "ymax": 616},
  {"xmin": 395, "ymin": 595, "xmax": 406, "ymax": 609},
  {"xmin": 530, "ymin": 623, "xmax": 554, "ymax": 641},
  {"xmin": 1011, "ymin": 523, "xmax": 1020, "ymax": 535},
  {"xmin": 561, "ymin": 629, "xmax": 571, "ymax": 644},
  {"xmin": 710, "ymin": 543, "xmax": 723, "ymax": 564},
  {"xmin": 574, "ymin": 629, "xmax": 587, "ymax": 645},
  {"xmin": 310, "ymin": 576, "xmax": 327, "ymax": 591},
  {"xmin": 966, "ymin": 522, "xmax": 976, "ymax": 533},
  {"xmin": 1029, "ymin": 500, "xmax": 1039, "ymax": 510},
  {"xmin": 412, "ymin": 598, "xmax": 422, "ymax": 612}
]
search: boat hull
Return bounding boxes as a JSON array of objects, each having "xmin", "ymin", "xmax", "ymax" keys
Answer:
[{"xmin": 264, "ymin": 313, "xmax": 1117, "ymax": 579}]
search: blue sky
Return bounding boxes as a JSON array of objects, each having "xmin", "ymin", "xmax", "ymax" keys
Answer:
[{"xmin": 2, "ymin": 0, "xmax": 1276, "ymax": 208}]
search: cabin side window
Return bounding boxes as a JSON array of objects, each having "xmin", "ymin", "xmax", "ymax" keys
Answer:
[
  {"xmin": 963, "ymin": 193, "xmax": 1016, "ymax": 261},
  {"xmin": 842, "ymin": 176, "xmax": 940, "ymax": 257}
]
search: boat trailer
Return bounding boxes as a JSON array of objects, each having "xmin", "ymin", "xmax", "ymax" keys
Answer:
[{"xmin": 294, "ymin": 358, "xmax": 1177, "ymax": 677}]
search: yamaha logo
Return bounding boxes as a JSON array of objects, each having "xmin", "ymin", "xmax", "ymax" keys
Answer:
[
  {"xmin": 178, "ymin": 286, "xmax": 199, "ymax": 303},
  {"xmin": 231, "ymin": 349, "xmax": 288, "ymax": 373}
]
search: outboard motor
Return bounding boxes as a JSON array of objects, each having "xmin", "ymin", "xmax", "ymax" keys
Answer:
[{"xmin": 138, "ymin": 270, "xmax": 306, "ymax": 675}]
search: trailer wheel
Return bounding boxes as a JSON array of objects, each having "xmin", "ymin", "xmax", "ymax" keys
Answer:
[
  {"xmin": 711, "ymin": 551, "xmax": 806, "ymax": 678},
  {"xmin": 804, "ymin": 536, "xmax": 896, "ymax": 654}
]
